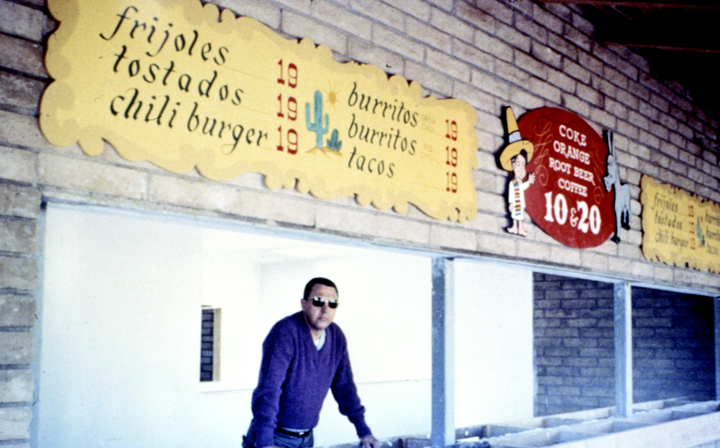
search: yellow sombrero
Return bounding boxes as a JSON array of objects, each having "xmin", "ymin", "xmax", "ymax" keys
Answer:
[{"xmin": 499, "ymin": 107, "xmax": 534, "ymax": 171}]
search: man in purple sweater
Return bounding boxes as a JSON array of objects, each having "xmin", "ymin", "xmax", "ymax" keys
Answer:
[{"xmin": 243, "ymin": 277, "xmax": 381, "ymax": 448}]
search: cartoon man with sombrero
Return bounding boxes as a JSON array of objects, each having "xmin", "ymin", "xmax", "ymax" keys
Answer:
[{"xmin": 500, "ymin": 107, "xmax": 535, "ymax": 237}]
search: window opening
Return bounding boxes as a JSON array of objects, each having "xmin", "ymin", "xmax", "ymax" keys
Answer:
[{"xmin": 200, "ymin": 307, "xmax": 221, "ymax": 382}]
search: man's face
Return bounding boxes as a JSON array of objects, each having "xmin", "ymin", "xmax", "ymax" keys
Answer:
[{"xmin": 301, "ymin": 284, "xmax": 338, "ymax": 334}]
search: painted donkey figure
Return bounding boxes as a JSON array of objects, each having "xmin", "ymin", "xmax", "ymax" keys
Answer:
[{"xmin": 603, "ymin": 131, "xmax": 631, "ymax": 243}]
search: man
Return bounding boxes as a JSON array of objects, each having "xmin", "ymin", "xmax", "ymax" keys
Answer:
[{"xmin": 244, "ymin": 277, "xmax": 381, "ymax": 448}]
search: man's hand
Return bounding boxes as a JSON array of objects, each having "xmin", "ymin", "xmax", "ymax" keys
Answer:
[{"xmin": 360, "ymin": 434, "xmax": 381, "ymax": 448}]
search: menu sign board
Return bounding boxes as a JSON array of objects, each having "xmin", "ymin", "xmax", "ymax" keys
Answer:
[
  {"xmin": 40, "ymin": 0, "xmax": 478, "ymax": 222},
  {"xmin": 641, "ymin": 175, "xmax": 720, "ymax": 272},
  {"xmin": 517, "ymin": 108, "xmax": 615, "ymax": 248}
]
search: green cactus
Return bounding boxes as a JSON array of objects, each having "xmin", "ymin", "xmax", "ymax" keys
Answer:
[
  {"xmin": 697, "ymin": 217, "xmax": 706, "ymax": 246},
  {"xmin": 326, "ymin": 129, "xmax": 342, "ymax": 152},
  {"xmin": 306, "ymin": 90, "xmax": 329, "ymax": 148}
]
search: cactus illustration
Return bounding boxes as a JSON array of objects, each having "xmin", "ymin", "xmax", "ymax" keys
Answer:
[
  {"xmin": 326, "ymin": 129, "xmax": 342, "ymax": 152},
  {"xmin": 306, "ymin": 90, "xmax": 329, "ymax": 149},
  {"xmin": 697, "ymin": 217, "xmax": 706, "ymax": 246}
]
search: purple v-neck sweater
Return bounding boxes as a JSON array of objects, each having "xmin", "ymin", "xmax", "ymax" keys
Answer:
[{"xmin": 249, "ymin": 312, "xmax": 371, "ymax": 447}]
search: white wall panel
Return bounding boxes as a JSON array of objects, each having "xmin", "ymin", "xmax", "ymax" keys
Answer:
[{"xmin": 454, "ymin": 260, "xmax": 535, "ymax": 427}]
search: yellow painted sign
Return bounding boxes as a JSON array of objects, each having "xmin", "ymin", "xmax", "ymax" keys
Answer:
[
  {"xmin": 641, "ymin": 175, "xmax": 720, "ymax": 272},
  {"xmin": 40, "ymin": 0, "xmax": 478, "ymax": 222}
]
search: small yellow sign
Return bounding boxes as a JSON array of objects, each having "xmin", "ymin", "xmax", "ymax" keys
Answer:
[
  {"xmin": 641, "ymin": 175, "xmax": 720, "ymax": 272},
  {"xmin": 40, "ymin": 0, "xmax": 478, "ymax": 222}
]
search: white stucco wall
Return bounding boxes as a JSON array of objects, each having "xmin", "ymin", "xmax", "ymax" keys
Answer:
[
  {"xmin": 454, "ymin": 260, "xmax": 535, "ymax": 427},
  {"xmin": 39, "ymin": 204, "xmax": 532, "ymax": 447}
]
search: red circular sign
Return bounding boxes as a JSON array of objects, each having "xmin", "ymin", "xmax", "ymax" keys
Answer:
[{"xmin": 518, "ymin": 108, "xmax": 614, "ymax": 248}]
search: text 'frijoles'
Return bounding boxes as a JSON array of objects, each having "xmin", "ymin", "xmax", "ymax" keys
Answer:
[{"xmin": 101, "ymin": 5, "xmax": 272, "ymax": 154}]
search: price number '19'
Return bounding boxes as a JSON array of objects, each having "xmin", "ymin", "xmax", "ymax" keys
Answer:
[
  {"xmin": 277, "ymin": 59, "xmax": 298, "ymax": 155},
  {"xmin": 445, "ymin": 119, "xmax": 458, "ymax": 193}
]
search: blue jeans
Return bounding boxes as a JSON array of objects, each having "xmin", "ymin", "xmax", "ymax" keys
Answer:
[
  {"xmin": 243, "ymin": 429, "xmax": 314, "ymax": 448},
  {"xmin": 273, "ymin": 430, "xmax": 314, "ymax": 448}
]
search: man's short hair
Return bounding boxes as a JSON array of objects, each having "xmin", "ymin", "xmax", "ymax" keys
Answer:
[{"xmin": 304, "ymin": 277, "xmax": 338, "ymax": 300}]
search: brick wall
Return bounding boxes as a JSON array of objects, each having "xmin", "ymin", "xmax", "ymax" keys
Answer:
[
  {"xmin": 0, "ymin": 184, "xmax": 40, "ymax": 447},
  {"xmin": 534, "ymin": 273, "xmax": 615, "ymax": 415},
  {"xmin": 0, "ymin": 0, "xmax": 717, "ymax": 288},
  {"xmin": 1, "ymin": 0, "xmax": 46, "ymax": 445},
  {"xmin": 632, "ymin": 287, "xmax": 715, "ymax": 404},
  {"xmin": 535, "ymin": 273, "xmax": 716, "ymax": 416}
]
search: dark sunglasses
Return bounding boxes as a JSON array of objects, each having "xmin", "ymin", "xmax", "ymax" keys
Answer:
[{"xmin": 308, "ymin": 296, "xmax": 339, "ymax": 309}]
